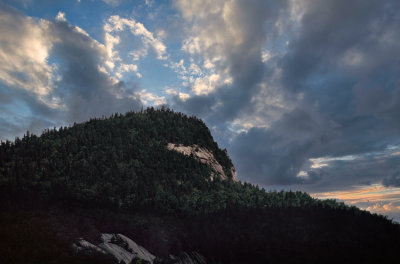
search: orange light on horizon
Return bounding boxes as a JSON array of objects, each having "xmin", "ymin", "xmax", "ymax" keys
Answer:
[{"xmin": 311, "ymin": 184, "xmax": 400, "ymax": 220}]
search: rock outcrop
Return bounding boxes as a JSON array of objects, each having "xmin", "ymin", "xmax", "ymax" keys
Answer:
[
  {"xmin": 74, "ymin": 233, "xmax": 156, "ymax": 264},
  {"xmin": 73, "ymin": 233, "xmax": 206, "ymax": 264},
  {"xmin": 167, "ymin": 143, "xmax": 237, "ymax": 182}
]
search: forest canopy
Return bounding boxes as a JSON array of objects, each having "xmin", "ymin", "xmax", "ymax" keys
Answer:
[{"xmin": 1, "ymin": 108, "xmax": 399, "ymax": 264}]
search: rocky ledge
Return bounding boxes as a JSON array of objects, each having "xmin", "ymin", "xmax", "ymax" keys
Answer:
[
  {"xmin": 167, "ymin": 143, "xmax": 237, "ymax": 181},
  {"xmin": 73, "ymin": 233, "xmax": 206, "ymax": 264}
]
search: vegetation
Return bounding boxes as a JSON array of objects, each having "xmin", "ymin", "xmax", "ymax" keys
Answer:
[{"xmin": 1, "ymin": 108, "xmax": 399, "ymax": 263}]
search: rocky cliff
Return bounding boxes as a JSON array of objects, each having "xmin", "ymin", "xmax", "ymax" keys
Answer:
[{"xmin": 167, "ymin": 143, "xmax": 237, "ymax": 182}]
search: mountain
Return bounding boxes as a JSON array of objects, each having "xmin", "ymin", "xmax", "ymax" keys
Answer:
[{"xmin": 1, "ymin": 108, "xmax": 400, "ymax": 264}]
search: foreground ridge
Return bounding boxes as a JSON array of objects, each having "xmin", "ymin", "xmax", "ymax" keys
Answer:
[{"xmin": 1, "ymin": 108, "xmax": 400, "ymax": 264}]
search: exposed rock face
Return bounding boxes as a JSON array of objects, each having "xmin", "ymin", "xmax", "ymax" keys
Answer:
[
  {"xmin": 74, "ymin": 233, "xmax": 156, "ymax": 264},
  {"xmin": 167, "ymin": 143, "xmax": 237, "ymax": 182},
  {"xmin": 73, "ymin": 233, "xmax": 206, "ymax": 264},
  {"xmin": 73, "ymin": 239, "xmax": 107, "ymax": 254}
]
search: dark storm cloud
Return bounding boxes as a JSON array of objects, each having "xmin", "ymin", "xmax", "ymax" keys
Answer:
[
  {"xmin": 306, "ymin": 154, "xmax": 400, "ymax": 192},
  {"xmin": 383, "ymin": 171, "xmax": 400, "ymax": 188},
  {"xmin": 173, "ymin": 94, "xmax": 216, "ymax": 118},
  {"xmin": 281, "ymin": 0, "xmax": 399, "ymax": 92},
  {"xmin": 174, "ymin": 0, "xmax": 400, "ymax": 191},
  {"xmin": 206, "ymin": 0, "xmax": 277, "ymax": 122},
  {"xmin": 230, "ymin": 0, "xmax": 400, "ymax": 189},
  {"xmin": 230, "ymin": 106, "xmax": 327, "ymax": 185}
]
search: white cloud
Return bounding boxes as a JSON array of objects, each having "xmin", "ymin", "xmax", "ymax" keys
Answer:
[
  {"xmin": 309, "ymin": 155, "xmax": 359, "ymax": 168},
  {"xmin": 117, "ymin": 63, "xmax": 141, "ymax": 78},
  {"xmin": 73, "ymin": 25, "xmax": 90, "ymax": 37},
  {"xmin": 0, "ymin": 9, "xmax": 58, "ymax": 106},
  {"xmin": 366, "ymin": 202, "xmax": 400, "ymax": 213},
  {"xmin": 103, "ymin": 32, "xmax": 120, "ymax": 70},
  {"xmin": 203, "ymin": 59, "xmax": 214, "ymax": 69},
  {"xmin": 102, "ymin": 15, "xmax": 168, "ymax": 80},
  {"xmin": 164, "ymin": 87, "xmax": 190, "ymax": 101},
  {"xmin": 189, "ymin": 63, "xmax": 202, "ymax": 75},
  {"xmin": 105, "ymin": 15, "xmax": 167, "ymax": 61},
  {"xmin": 178, "ymin": 92, "xmax": 190, "ymax": 101},
  {"xmin": 118, "ymin": 63, "xmax": 138, "ymax": 73},
  {"xmin": 55, "ymin": 11, "xmax": 66, "ymax": 22},
  {"xmin": 181, "ymin": 36, "xmax": 201, "ymax": 55},
  {"xmin": 167, "ymin": 57, "xmax": 231, "ymax": 96},
  {"xmin": 261, "ymin": 50, "xmax": 271, "ymax": 62},
  {"xmin": 191, "ymin": 73, "xmax": 220, "ymax": 95},
  {"xmin": 165, "ymin": 88, "xmax": 177, "ymax": 95},
  {"xmin": 174, "ymin": 0, "xmax": 254, "ymax": 96},
  {"xmin": 168, "ymin": 59, "xmax": 187, "ymax": 80},
  {"xmin": 366, "ymin": 202, "xmax": 400, "ymax": 222},
  {"xmin": 135, "ymin": 89, "xmax": 166, "ymax": 106},
  {"xmin": 297, "ymin": 170, "xmax": 309, "ymax": 179},
  {"xmin": 176, "ymin": 0, "xmax": 246, "ymax": 58}
]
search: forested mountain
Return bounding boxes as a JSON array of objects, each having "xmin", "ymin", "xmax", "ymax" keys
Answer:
[{"xmin": 1, "ymin": 108, "xmax": 399, "ymax": 264}]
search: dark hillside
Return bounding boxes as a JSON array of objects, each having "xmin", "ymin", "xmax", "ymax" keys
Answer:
[
  {"xmin": 1, "ymin": 108, "xmax": 399, "ymax": 264},
  {"xmin": 0, "ymin": 107, "xmax": 235, "ymax": 213}
]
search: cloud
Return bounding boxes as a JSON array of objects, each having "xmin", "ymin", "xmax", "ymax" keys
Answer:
[
  {"xmin": 173, "ymin": 0, "xmax": 289, "ymax": 122},
  {"xmin": 171, "ymin": 0, "xmax": 400, "ymax": 194},
  {"xmin": 366, "ymin": 202, "xmax": 400, "ymax": 217},
  {"xmin": 366, "ymin": 201, "xmax": 400, "ymax": 222},
  {"xmin": 136, "ymin": 89, "xmax": 166, "ymax": 106},
  {"xmin": 48, "ymin": 16, "xmax": 143, "ymax": 122},
  {"xmin": 166, "ymin": 59, "xmax": 229, "ymax": 96},
  {"xmin": 104, "ymin": 15, "xmax": 167, "ymax": 62},
  {"xmin": 311, "ymin": 184, "xmax": 400, "ymax": 221},
  {"xmin": 55, "ymin": 11, "xmax": 66, "ymax": 22},
  {"xmin": 383, "ymin": 171, "xmax": 400, "ymax": 187},
  {"xmin": 165, "ymin": 87, "xmax": 190, "ymax": 102},
  {"xmin": 0, "ymin": 5, "xmax": 55, "ymax": 101},
  {"xmin": 230, "ymin": 107, "xmax": 328, "ymax": 185},
  {"xmin": 0, "ymin": 6, "xmax": 143, "ymax": 138},
  {"xmin": 280, "ymin": 0, "xmax": 400, "ymax": 94},
  {"xmin": 101, "ymin": 14, "xmax": 168, "ymax": 81}
]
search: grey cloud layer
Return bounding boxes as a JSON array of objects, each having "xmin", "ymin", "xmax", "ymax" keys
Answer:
[
  {"xmin": 174, "ymin": 0, "xmax": 288, "ymax": 123},
  {"xmin": 173, "ymin": 0, "xmax": 400, "ymax": 191},
  {"xmin": 50, "ymin": 20, "xmax": 141, "ymax": 123}
]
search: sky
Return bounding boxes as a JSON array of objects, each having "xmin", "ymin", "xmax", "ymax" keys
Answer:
[{"xmin": 1, "ymin": 0, "xmax": 400, "ymax": 221}]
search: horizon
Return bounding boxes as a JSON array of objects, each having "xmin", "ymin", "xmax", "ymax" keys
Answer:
[{"xmin": 1, "ymin": 0, "xmax": 400, "ymax": 222}]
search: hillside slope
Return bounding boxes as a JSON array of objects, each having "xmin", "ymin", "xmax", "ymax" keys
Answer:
[
  {"xmin": 0, "ymin": 107, "xmax": 236, "ymax": 214},
  {"xmin": 1, "ymin": 108, "xmax": 400, "ymax": 264}
]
